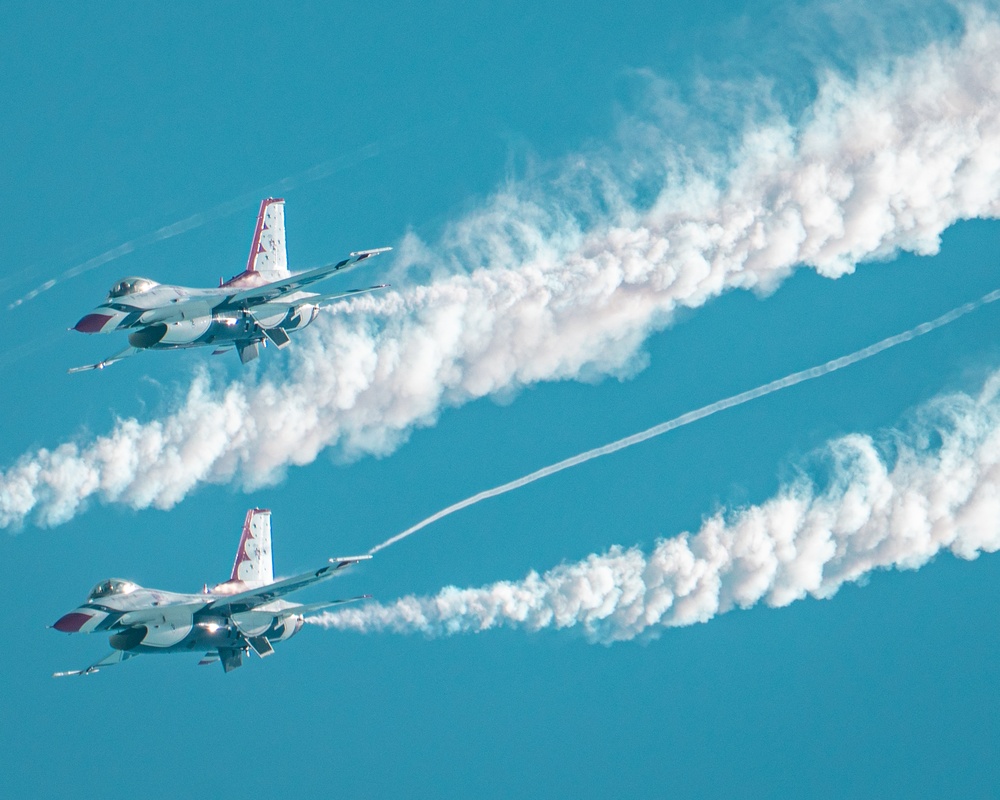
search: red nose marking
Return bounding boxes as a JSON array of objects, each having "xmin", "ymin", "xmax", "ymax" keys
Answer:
[
  {"xmin": 74, "ymin": 313, "xmax": 113, "ymax": 333},
  {"xmin": 53, "ymin": 612, "xmax": 92, "ymax": 633}
]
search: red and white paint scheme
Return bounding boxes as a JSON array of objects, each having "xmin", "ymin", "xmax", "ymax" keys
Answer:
[
  {"xmin": 70, "ymin": 198, "xmax": 390, "ymax": 371},
  {"xmin": 214, "ymin": 508, "xmax": 274, "ymax": 594},
  {"xmin": 51, "ymin": 508, "xmax": 371, "ymax": 675}
]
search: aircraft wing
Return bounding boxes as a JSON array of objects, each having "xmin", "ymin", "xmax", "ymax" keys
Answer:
[
  {"xmin": 53, "ymin": 649, "xmax": 136, "ymax": 677},
  {"xmin": 208, "ymin": 556, "xmax": 372, "ymax": 615},
  {"xmin": 287, "ymin": 595, "xmax": 371, "ymax": 615},
  {"xmin": 265, "ymin": 284, "xmax": 390, "ymax": 310},
  {"xmin": 68, "ymin": 345, "xmax": 141, "ymax": 374},
  {"xmin": 228, "ymin": 248, "xmax": 391, "ymax": 307}
]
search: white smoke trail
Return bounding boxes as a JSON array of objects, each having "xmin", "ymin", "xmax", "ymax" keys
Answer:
[
  {"xmin": 6, "ymin": 142, "xmax": 382, "ymax": 310},
  {"xmin": 2, "ymin": 11, "xmax": 1000, "ymax": 529},
  {"xmin": 369, "ymin": 288, "xmax": 1000, "ymax": 554},
  {"xmin": 310, "ymin": 373, "xmax": 1000, "ymax": 642}
]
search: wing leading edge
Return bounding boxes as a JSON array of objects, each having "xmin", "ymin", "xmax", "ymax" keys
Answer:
[
  {"xmin": 226, "ymin": 248, "xmax": 391, "ymax": 307},
  {"xmin": 207, "ymin": 555, "xmax": 372, "ymax": 615}
]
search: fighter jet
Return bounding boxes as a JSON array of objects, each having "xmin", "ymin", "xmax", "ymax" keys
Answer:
[
  {"xmin": 51, "ymin": 508, "xmax": 370, "ymax": 675},
  {"xmin": 70, "ymin": 197, "xmax": 390, "ymax": 371}
]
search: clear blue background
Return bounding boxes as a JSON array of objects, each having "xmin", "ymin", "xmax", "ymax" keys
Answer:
[{"xmin": 1, "ymin": 3, "xmax": 998, "ymax": 797}]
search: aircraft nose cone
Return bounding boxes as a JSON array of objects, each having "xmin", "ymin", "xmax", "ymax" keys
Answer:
[
  {"xmin": 52, "ymin": 612, "xmax": 92, "ymax": 633},
  {"xmin": 73, "ymin": 313, "xmax": 113, "ymax": 333}
]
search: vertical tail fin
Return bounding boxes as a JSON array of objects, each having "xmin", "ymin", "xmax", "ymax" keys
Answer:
[
  {"xmin": 224, "ymin": 198, "xmax": 289, "ymax": 285},
  {"xmin": 246, "ymin": 198, "xmax": 288, "ymax": 275},
  {"xmin": 229, "ymin": 508, "xmax": 274, "ymax": 585}
]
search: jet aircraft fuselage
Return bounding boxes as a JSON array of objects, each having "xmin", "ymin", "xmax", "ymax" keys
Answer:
[
  {"xmin": 74, "ymin": 277, "xmax": 321, "ymax": 353},
  {"xmin": 52, "ymin": 508, "xmax": 371, "ymax": 675},
  {"xmin": 70, "ymin": 197, "xmax": 390, "ymax": 371},
  {"xmin": 54, "ymin": 578, "xmax": 308, "ymax": 658}
]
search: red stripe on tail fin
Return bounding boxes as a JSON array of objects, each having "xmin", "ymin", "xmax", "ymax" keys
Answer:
[
  {"xmin": 223, "ymin": 198, "xmax": 288, "ymax": 285},
  {"xmin": 229, "ymin": 508, "xmax": 273, "ymax": 584},
  {"xmin": 246, "ymin": 198, "xmax": 283, "ymax": 273}
]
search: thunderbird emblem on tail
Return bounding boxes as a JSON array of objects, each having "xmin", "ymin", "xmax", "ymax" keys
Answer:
[
  {"xmin": 51, "ymin": 508, "xmax": 371, "ymax": 675},
  {"xmin": 70, "ymin": 197, "xmax": 390, "ymax": 372}
]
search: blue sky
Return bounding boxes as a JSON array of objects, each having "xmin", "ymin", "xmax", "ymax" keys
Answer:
[{"xmin": 2, "ymin": 2, "xmax": 1000, "ymax": 797}]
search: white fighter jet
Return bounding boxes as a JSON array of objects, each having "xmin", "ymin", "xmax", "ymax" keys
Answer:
[
  {"xmin": 70, "ymin": 197, "xmax": 390, "ymax": 371},
  {"xmin": 51, "ymin": 508, "xmax": 370, "ymax": 675}
]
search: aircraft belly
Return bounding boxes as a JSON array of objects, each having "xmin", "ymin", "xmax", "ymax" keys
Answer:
[
  {"xmin": 138, "ymin": 620, "xmax": 194, "ymax": 648},
  {"xmin": 139, "ymin": 315, "xmax": 258, "ymax": 350},
  {"xmin": 158, "ymin": 318, "xmax": 212, "ymax": 344},
  {"xmin": 120, "ymin": 304, "xmax": 317, "ymax": 353},
  {"xmin": 128, "ymin": 624, "xmax": 241, "ymax": 655}
]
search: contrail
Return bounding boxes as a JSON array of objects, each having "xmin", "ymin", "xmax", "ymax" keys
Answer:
[
  {"xmin": 370, "ymin": 288, "xmax": 1000, "ymax": 554},
  {"xmin": 311, "ymin": 369, "xmax": 1000, "ymax": 642},
  {"xmin": 2, "ymin": 12, "xmax": 1000, "ymax": 530},
  {"xmin": 6, "ymin": 142, "xmax": 384, "ymax": 310}
]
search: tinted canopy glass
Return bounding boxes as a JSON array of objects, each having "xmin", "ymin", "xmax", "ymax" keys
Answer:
[
  {"xmin": 87, "ymin": 579, "xmax": 138, "ymax": 601},
  {"xmin": 108, "ymin": 277, "xmax": 157, "ymax": 298}
]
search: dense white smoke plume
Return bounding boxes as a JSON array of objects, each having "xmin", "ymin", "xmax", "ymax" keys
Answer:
[
  {"xmin": 2, "ymin": 10, "xmax": 1000, "ymax": 528},
  {"xmin": 310, "ymin": 374, "xmax": 1000, "ymax": 642}
]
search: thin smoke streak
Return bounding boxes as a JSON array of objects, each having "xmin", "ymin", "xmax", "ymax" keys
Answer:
[
  {"xmin": 7, "ymin": 142, "xmax": 383, "ymax": 310},
  {"xmin": 370, "ymin": 288, "xmax": 1000, "ymax": 554},
  {"xmin": 2, "ymin": 19, "xmax": 998, "ymax": 531},
  {"xmin": 311, "ymin": 367, "xmax": 1000, "ymax": 642}
]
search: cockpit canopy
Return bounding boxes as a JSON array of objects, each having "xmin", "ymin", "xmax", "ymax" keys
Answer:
[
  {"xmin": 87, "ymin": 578, "xmax": 139, "ymax": 601},
  {"xmin": 107, "ymin": 277, "xmax": 158, "ymax": 299}
]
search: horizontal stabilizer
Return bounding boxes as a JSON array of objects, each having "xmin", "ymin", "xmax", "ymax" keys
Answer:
[
  {"xmin": 198, "ymin": 652, "xmax": 220, "ymax": 666},
  {"xmin": 291, "ymin": 595, "xmax": 372, "ymax": 615},
  {"xmin": 53, "ymin": 649, "xmax": 135, "ymax": 677},
  {"xmin": 68, "ymin": 346, "xmax": 140, "ymax": 374}
]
